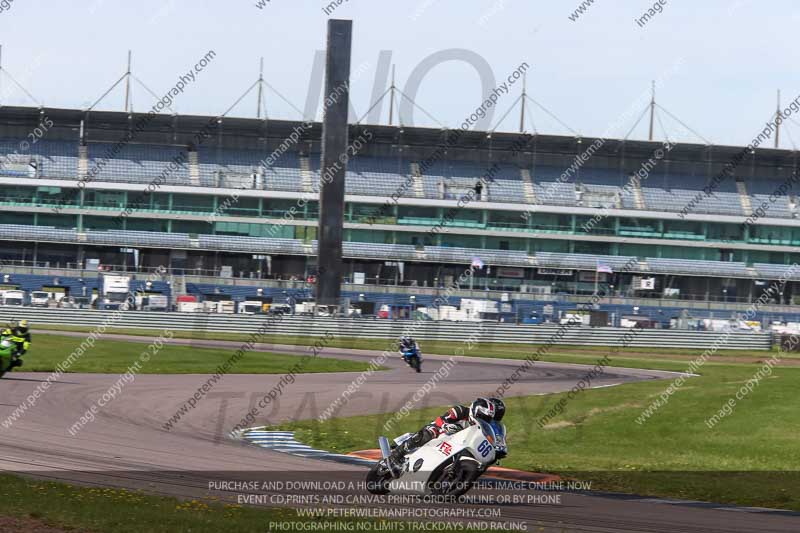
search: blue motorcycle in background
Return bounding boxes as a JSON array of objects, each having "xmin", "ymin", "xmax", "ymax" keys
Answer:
[{"xmin": 402, "ymin": 347, "xmax": 422, "ymax": 373}]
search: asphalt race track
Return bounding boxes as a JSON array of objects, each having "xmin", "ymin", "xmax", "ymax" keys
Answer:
[{"xmin": 0, "ymin": 332, "xmax": 797, "ymax": 532}]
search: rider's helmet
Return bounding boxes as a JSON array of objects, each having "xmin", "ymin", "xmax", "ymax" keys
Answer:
[
  {"xmin": 489, "ymin": 397, "xmax": 506, "ymax": 422},
  {"xmin": 16, "ymin": 320, "xmax": 29, "ymax": 334},
  {"xmin": 469, "ymin": 397, "xmax": 496, "ymax": 424},
  {"xmin": 400, "ymin": 335, "xmax": 413, "ymax": 347}
]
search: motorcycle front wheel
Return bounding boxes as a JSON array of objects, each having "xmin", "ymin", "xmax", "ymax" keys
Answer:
[
  {"xmin": 429, "ymin": 459, "xmax": 480, "ymax": 498},
  {"xmin": 366, "ymin": 461, "xmax": 393, "ymax": 495}
]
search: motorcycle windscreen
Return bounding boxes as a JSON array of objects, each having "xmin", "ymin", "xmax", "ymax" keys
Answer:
[
  {"xmin": 475, "ymin": 419, "xmax": 497, "ymax": 444},
  {"xmin": 490, "ymin": 421, "xmax": 507, "ymax": 451}
]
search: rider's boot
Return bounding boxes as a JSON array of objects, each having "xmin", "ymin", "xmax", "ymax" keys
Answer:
[
  {"xmin": 9, "ymin": 357, "xmax": 22, "ymax": 368},
  {"xmin": 387, "ymin": 440, "xmax": 413, "ymax": 476}
]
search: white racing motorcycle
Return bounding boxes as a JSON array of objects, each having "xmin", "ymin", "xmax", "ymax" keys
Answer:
[{"xmin": 366, "ymin": 418, "xmax": 508, "ymax": 497}]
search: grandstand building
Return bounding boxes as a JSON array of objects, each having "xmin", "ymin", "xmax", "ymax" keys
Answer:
[{"xmin": 1, "ymin": 105, "xmax": 799, "ymax": 313}]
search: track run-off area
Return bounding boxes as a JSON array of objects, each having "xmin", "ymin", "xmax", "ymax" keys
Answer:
[{"xmin": 0, "ymin": 332, "xmax": 798, "ymax": 532}]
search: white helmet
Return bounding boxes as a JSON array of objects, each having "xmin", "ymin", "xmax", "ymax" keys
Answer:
[{"xmin": 469, "ymin": 397, "xmax": 496, "ymax": 424}]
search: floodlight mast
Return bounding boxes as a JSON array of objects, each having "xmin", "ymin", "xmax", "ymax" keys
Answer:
[
  {"xmin": 123, "ymin": 50, "xmax": 132, "ymax": 112},
  {"xmin": 775, "ymin": 89, "xmax": 781, "ymax": 149},
  {"xmin": 388, "ymin": 64, "xmax": 396, "ymax": 126},
  {"xmin": 519, "ymin": 73, "xmax": 526, "ymax": 133},
  {"xmin": 257, "ymin": 57, "xmax": 264, "ymax": 119},
  {"xmin": 648, "ymin": 80, "xmax": 655, "ymax": 141}
]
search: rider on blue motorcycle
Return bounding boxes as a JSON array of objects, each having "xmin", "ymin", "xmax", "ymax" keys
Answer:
[{"xmin": 399, "ymin": 335, "xmax": 418, "ymax": 355}]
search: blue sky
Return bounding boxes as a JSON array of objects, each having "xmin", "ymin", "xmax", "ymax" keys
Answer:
[{"xmin": 1, "ymin": 1, "xmax": 798, "ymax": 147}]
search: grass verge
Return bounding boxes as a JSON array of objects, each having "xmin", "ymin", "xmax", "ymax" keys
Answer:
[
  {"xmin": 33, "ymin": 324, "xmax": 791, "ymax": 365},
  {"xmin": 18, "ymin": 334, "xmax": 378, "ymax": 374},
  {"xmin": 271, "ymin": 358, "xmax": 800, "ymax": 511},
  {"xmin": 0, "ymin": 474, "xmax": 397, "ymax": 533}
]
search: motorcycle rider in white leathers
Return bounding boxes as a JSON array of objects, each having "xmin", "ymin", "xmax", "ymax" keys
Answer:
[{"xmin": 389, "ymin": 397, "xmax": 506, "ymax": 467}]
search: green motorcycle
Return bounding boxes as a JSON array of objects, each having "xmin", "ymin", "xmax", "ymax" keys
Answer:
[{"xmin": 0, "ymin": 334, "xmax": 25, "ymax": 379}]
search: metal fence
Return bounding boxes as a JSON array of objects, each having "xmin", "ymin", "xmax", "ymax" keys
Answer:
[{"xmin": 0, "ymin": 306, "xmax": 772, "ymax": 350}]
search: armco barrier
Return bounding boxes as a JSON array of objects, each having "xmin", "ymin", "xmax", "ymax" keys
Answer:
[{"xmin": 0, "ymin": 306, "xmax": 771, "ymax": 350}]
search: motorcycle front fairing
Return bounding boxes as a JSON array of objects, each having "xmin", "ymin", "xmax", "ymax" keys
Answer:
[
  {"xmin": 0, "ymin": 338, "xmax": 15, "ymax": 373},
  {"xmin": 387, "ymin": 421, "xmax": 498, "ymax": 494},
  {"xmin": 490, "ymin": 420, "xmax": 508, "ymax": 459},
  {"xmin": 401, "ymin": 348, "xmax": 419, "ymax": 360}
]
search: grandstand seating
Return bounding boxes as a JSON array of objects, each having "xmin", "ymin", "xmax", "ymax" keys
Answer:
[
  {"xmin": 86, "ymin": 230, "xmax": 192, "ymax": 248},
  {"xmin": 752, "ymin": 263, "xmax": 800, "ymax": 279},
  {"xmin": 87, "ymin": 143, "xmax": 190, "ymax": 183},
  {"xmin": 646, "ymin": 258, "xmax": 748, "ymax": 277},
  {"xmin": 0, "ymin": 139, "xmax": 79, "ymax": 179},
  {"xmin": 2, "ymin": 137, "xmax": 796, "ymax": 220},
  {"xmin": 0, "ymin": 224, "xmax": 78, "ymax": 242},
  {"xmin": 532, "ymin": 252, "xmax": 640, "ymax": 271}
]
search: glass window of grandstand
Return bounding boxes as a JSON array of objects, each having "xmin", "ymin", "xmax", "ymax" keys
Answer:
[
  {"xmin": 617, "ymin": 217, "xmax": 658, "ymax": 238},
  {"xmin": 296, "ymin": 225, "xmax": 316, "ymax": 242},
  {"xmin": 150, "ymin": 192, "xmax": 170, "ymax": 211},
  {"xmin": 397, "ymin": 206, "xmax": 437, "ymax": 225},
  {"xmin": 530, "ymin": 239, "xmax": 569, "ymax": 253},
  {"xmin": 749, "ymin": 225, "xmax": 798, "ymax": 246},
  {"xmin": 36, "ymin": 213, "xmax": 77, "ymax": 229},
  {"xmin": 0, "ymin": 185, "xmax": 35, "ymax": 205},
  {"xmin": 446, "ymin": 208, "xmax": 483, "ymax": 228},
  {"xmin": 305, "ymin": 201, "xmax": 319, "ymax": 219},
  {"xmin": 216, "ymin": 222, "xmax": 254, "ymax": 236},
  {"xmin": 618, "ymin": 244, "xmax": 655, "ymax": 258},
  {"xmin": 485, "ymin": 236, "xmax": 526, "ymax": 251},
  {"xmin": 83, "ymin": 215, "xmax": 120, "ymax": 231},
  {"xmin": 0, "ymin": 212, "xmax": 33, "ymax": 226},
  {"xmin": 348, "ymin": 229, "xmax": 391, "ymax": 244},
  {"xmin": 214, "ymin": 221, "xmax": 302, "ymax": 238},
  {"xmin": 705, "ymin": 221, "xmax": 744, "ymax": 242},
  {"xmin": 260, "ymin": 223, "xmax": 295, "ymax": 239},
  {"xmin": 746, "ymin": 250, "xmax": 785, "ymax": 265},
  {"xmin": 84, "ymin": 190, "xmax": 126, "ymax": 209},
  {"xmin": 575, "ymin": 214, "xmax": 615, "ymax": 235},
  {"xmin": 172, "ymin": 220, "xmax": 213, "ymax": 235},
  {"xmin": 222, "ymin": 196, "xmax": 260, "ymax": 217},
  {"xmin": 37, "ymin": 187, "xmax": 79, "ymax": 209},
  {"xmin": 487, "ymin": 210, "xmax": 525, "ymax": 230},
  {"xmin": 263, "ymin": 199, "xmax": 308, "ymax": 219},
  {"xmin": 528, "ymin": 213, "xmax": 571, "ymax": 233},
  {"xmin": 119, "ymin": 191, "xmax": 169, "ymax": 212},
  {"xmin": 663, "ymin": 219, "xmax": 705, "ymax": 240},
  {"xmin": 172, "ymin": 193, "xmax": 214, "ymax": 214},
  {"xmin": 435, "ymin": 234, "xmax": 482, "ymax": 249},
  {"xmin": 659, "ymin": 246, "xmax": 710, "ymax": 260},
  {"xmin": 719, "ymin": 249, "xmax": 747, "ymax": 262},
  {"xmin": 574, "ymin": 241, "xmax": 612, "ymax": 255},
  {"xmin": 125, "ymin": 218, "xmax": 169, "ymax": 232},
  {"xmin": 351, "ymin": 203, "xmax": 390, "ymax": 223},
  {"xmin": 395, "ymin": 232, "xmax": 428, "ymax": 246}
]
